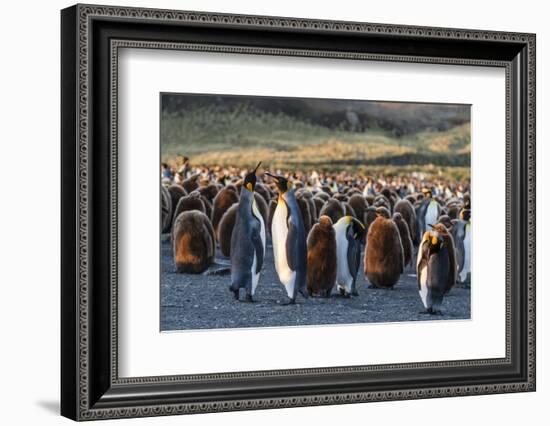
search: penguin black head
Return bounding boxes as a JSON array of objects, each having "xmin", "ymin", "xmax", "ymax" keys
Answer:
[
  {"xmin": 425, "ymin": 224, "xmax": 445, "ymax": 252},
  {"xmin": 265, "ymin": 172, "xmax": 291, "ymax": 194},
  {"xmin": 243, "ymin": 162, "xmax": 262, "ymax": 192},
  {"xmin": 422, "ymin": 188, "xmax": 433, "ymax": 198},
  {"xmin": 459, "ymin": 208, "xmax": 471, "ymax": 221}
]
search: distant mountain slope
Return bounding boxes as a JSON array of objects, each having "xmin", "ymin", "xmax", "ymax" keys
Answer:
[
  {"xmin": 161, "ymin": 99, "xmax": 471, "ymax": 175},
  {"xmin": 162, "ymin": 94, "xmax": 470, "ymax": 136}
]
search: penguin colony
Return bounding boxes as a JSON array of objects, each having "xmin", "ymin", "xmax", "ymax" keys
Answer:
[{"xmin": 163, "ymin": 163, "xmax": 471, "ymax": 313}]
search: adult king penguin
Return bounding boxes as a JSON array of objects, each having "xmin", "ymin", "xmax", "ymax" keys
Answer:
[
  {"xmin": 452, "ymin": 209, "xmax": 471, "ymax": 285},
  {"xmin": 416, "ymin": 223, "xmax": 457, "ymax": 314},
  {"xmin": 265, "ymin": 172, "xmax": 309, "ymax": 304},
  {"xmin": 229, "ymin": 162, "xmax": 266, "ymax": 302},
  {"xmin": 334, "ymin": 216, "xmax": 365, "ymax": 297},
  {"xmin": 416, "ymin": 189, "xmax": 441, "ymax": 239}
]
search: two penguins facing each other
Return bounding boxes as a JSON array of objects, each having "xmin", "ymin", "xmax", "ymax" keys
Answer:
[
  {"xmin": 223, "ymin": 163, "xmax": 311, "ymax": 305},
  {"xmin": 306, "ymin": 215, "xmax": 365, "ymax": 298}
]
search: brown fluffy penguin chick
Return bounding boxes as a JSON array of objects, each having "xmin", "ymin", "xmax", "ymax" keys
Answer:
[
  {"xmin": 217, "ymin": 203, "xmax": 238, "ymax": 257},
  {"xmin": 394, "ymin": 198, "xmax": 418, "ymax": 244},
  {"xmin": 312, "ymin": 198, "xmax": 325, "ymax": 220},
  {"xmin": 172, "ymin": 210, "xmax": 215, "ymax": 273},
  {"xmin": 167, "ymin": 184, "xmax": 187, "ymax": 221},
  {"xmin": 333, "ymin": 193, "xmax": 349, "ymax": 203},
  {"xmin": 172, "ymin": 191, "xmax": 205, "ymax": 228},
  {"xmin": 197, "ymin": 184, "xmax": 219, "ymax": 202},
  {"xmin": 346, "ymin": 188, "xmax": 362, "ymax": 197},
  {"xmin": 254, "ymin": 182, "xmax": 272, "ymax": 205},
  {"xmin": 405, "ymin": 194, "xmax": 417, "ymax": 205},
  {"xmin": 297, "ymin": 190, "xmax": 317, "ymax": 222},
  {"xmin": 224, "ymin": 183, "xmax": 239, "ymax": 194},
  {"xmin": 306, "ymin": 215, "xmax": 337, "ymax": 297},
  {"xmin": 375, "ymin": 206, "xmax": 391, "ymax": 219},
  {"xmin": 380, "ymin": 188, "xmax": 396, "ymax": 211},
  {"xmin": 253, "ymin": 192, "xmax": 269, "ymax": 227},
  {"xmin": 364, "ymin": 216, "xmax": 404, "ymax": 288},
  {"xmin": 314, "ymin": 191, "xmax": 330, "ymax": 202},
  {"xmin": 393, "ymin": 212, "xmax": 413, "ymax": 267},
  {"xmin": 200, "ymin": 195, "xmax": 213, "ymax": 220},
  {"xmin": 181, "ymin": 173, "xmax": 201, "ymax": 194},
  {"xmin": 348, "ymin": 194, "xmax": 367, "ymax": 225},
  {"xmin": 211, "ymin": 187, "xmax": 239, "ymax": 235},
  {"xmin": 267, "ymin": 199, "xmax": 277, "ymax": 234},
  {"xmin": 319, "ymin": 198, "xmax": 345, "ymax": 225},
  {"xmin": 374, "ymin": 196, "xmax": 391, "ymax": 213},
  {"xmin": 306, "ymin": 196, "xmax": 317, "ymax": 222},
  {"xmin": 296, "ymin": 196, "xmax": 312, "ymax": 234},
  {"xmin": 343, "ymin": 202, "xmax": 357, "ymax": 218},
  {"xmin": 364, "ymin": 206, "xmax": 378, "ymax": 232},
  {"xmin": 320, "ymin": 185, "xmax": 333, "ymax": 196},
  {"xmin": 161, "ymin": 185, "xmax": 172, "ymax": 233}
]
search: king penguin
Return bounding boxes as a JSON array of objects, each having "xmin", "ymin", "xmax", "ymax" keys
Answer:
[
  {"xmin": 452, "ymin": 209, "xmax": 472, "ymax": 285},
  {"xmin": 416, "ymin": 223, "xmax": 457, "ymax": 314},
  {"xmin": 265, "ymin": 172, "xmax": 309, "ymax": 304},
  {"xmin": 416, "ymin": 189, "xmax": 441, "ymax": 240},
  {"xmin": 229, "ymin": 162, "xmax": 266, "ymax": 302},
  {"xmin": 334, "ymin": 216, "xmax": 365, "ymax": 297}
]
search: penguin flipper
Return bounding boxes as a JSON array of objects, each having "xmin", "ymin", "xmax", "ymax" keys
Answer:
[
  {"xmin": 251, "ymin": 224, "xmax": 264, "ymax": 274},
  {"xmin": 285, "ymin": 218, "xmax": 298, "ymax": 272},
  {"xmin": 346, "ymin": 231, "xmax": 361, "ymax": 281},
  {"xmin": 416, "ymin": 240, "xmax": 430, "ymax": 291}
]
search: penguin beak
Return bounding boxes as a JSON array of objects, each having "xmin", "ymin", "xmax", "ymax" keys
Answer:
[
  {"xmin": 252, "ymin": 161, "xmax": 262, "ymax": 175},
  {"xmin": 265, "ymin": 172, "xmax": 287, "ymax": 193}
]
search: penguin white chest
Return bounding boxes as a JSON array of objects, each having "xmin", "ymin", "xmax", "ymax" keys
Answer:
[
  {"xmin": 335, "ymin": 226, "xmax": 352, "ymax": 292},
  {"xmin": 251, "ymin": 199, "xmax": 266, "ymax": 294},
  {"xmin": 271, "ymin": 201, "xmax": 296, "ymax": 294},
  {"xmin": 418, "ymin": 265, "xmax": 429, "ymax": 309},
  {"xmin": 460, "ymin": 222, "xmax": 471, "ymax": 282},
  {"xmin": 424, "ymin": 201, "xmax": 439, "ymax": 233}
]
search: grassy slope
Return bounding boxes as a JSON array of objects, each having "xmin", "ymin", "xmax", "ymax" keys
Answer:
[{"xmin": 161, "ymin": 105, "xmax": 470, "ymax": 179}]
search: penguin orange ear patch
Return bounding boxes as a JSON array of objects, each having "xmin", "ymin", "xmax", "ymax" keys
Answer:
[{"xmin": 246, "ymin": 182, "xmax": 253, "ymax": 192}]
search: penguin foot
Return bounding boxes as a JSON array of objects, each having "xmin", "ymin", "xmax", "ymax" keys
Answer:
[
  {"xmin": 368, "ymin": 284, "xmax": 377, "ymax": 289},
  {"xmin": 229, "ymin": 286, "xmax": 239, "ymax": 301},
  {"xmin": 351, "ymin": 290, "xmax": 359, "ymax": 297},
  {"xmin": 241, "ymin": 294, "xmax": 254, "ymax": 303},
  {"xmin": 299, "ymin": 288, "xmax": 309, "ymax": 299},
  {"xmin": 419, "ymin": 308, "xmax": 443, "ymax": 316},
  {"xmin": 280, "ymin": 298, "xmax": 296, "ymax": 306}
]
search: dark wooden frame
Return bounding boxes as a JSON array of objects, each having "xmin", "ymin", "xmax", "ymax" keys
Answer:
[{"xmin": 61, "ymin": 3, "xmax": 536, "ymax": 421}]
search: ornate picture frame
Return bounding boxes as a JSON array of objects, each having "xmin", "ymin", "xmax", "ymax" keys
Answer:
[{"xmin": 61, "ymin": 4, "xmax": 535, "ymax": 421}]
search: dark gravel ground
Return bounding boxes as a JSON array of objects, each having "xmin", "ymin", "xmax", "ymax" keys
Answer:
[{"xmin": 160, "ymin": 237, "xmax": 470, "ymax": 331}]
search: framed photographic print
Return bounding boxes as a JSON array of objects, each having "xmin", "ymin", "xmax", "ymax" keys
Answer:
[{"xmin": 61, "ymin": 4, "xmax": 536, "ymax": 421}]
